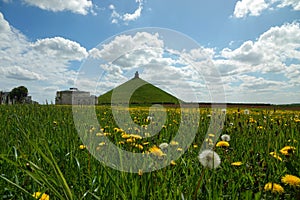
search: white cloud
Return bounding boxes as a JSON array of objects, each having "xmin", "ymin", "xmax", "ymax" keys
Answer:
[
  {"xmin": 89, "ymin": 32, "xmax": 164, "ymax": 62},
  {"xmin": 31, "ymin": 37, "xmax": 88, "ymax": 62},
  {"xmin": 4, "ymin": 66, "xmax": 43, "ymax": 81},
  {"xmin": 233, "ymin": 0, "xmax": 269, "ymax": 18},
  {"xmin": 233, "ymin": 0, "xmax": 300, "ymax": 18},
  {"xmin": 220, "ymin": 23, "xmax": 300, "ymax": 74},
  {"xmin": 215, "ymin": 22, "xmax": 300, "ymax": 103},
  {"xmin": 277, "ymin": 0, "xmax": 300, "ymax": 10},
  {"xmin": 0, "ymin": 12, "xmax": 88, "ymax": 103},
  {"xmin": 23, "ymin": 0, "xmax": 93, "ymax": 15},
  {"xmin": 109, "ymin": 0, "xmax": 144, "ymax": 24}
]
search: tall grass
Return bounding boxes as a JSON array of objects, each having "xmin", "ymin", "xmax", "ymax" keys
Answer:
[{"xmin": 0, "ymin": 104, "xmax": 299, "ymax": 199}]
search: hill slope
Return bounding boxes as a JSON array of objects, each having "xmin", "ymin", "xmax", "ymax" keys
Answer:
[{"xmin": 98, "ymin": 77, "xmax": 181, "ymax": 105}]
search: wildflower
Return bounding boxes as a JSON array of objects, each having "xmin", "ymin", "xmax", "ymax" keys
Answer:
[
  {"xmin": 281, "ymin": 174, "xmax": 300, "ymax": 187},
  {"xmin": 149, "ymin": 146, "xmax": 166, "ymax": 157},
  {"xmin": 231, "ymin": 161, "xmax": 243, "ymax": 166},
  {"xmin": 121, "ymin": 133, "xmax": 131, "ymax": 139},
  {"xmin": 130, "ymin": 134, "xmax": 143, "ymax": 139},
  {"xmin": 205, "ymin": 138, "xmax": 213, "ymax": 144},
  {"xmin": 79, "ymin": 145, "xmax": 86, "ymax": 150},
  {"xmin": 32, "ymin": 192, "xmax": 50, "ymax": 200},
  {"xmin": 126, "ymin": 138, "xmax": 135, "ymax": 143},
  {"xmin": 170, "ymin": 140, "xmax": 179, "ymax": 146},
  {"xmin": 244, "ymin": 109, "xmax": 250, "ymax": 115},
  {"xmin": 193, "ymin": 144, "xmax": 198, "ymax": 148},
  {"xmin": 269, "ymin": 152, "xmax": 282, "ymax": 161},
  {"xmin": 279, "ymin": 146, "xmax": 296, "ymax": 156},
  {"xmin": 96, "ymin": 132, "xmax": 104, "ymax": 136},
  {"xmin": 216, "ymin": 141, "xmax": 229, "ymax": 147},
  {"xmin": 135, "ymin": 144, "xmax": 144, "ymax": 150},
  {"xmin": 288, "ymin": 139, "xmax": 297, "ymax": 143},
  {"xmin": 143, "ymin": 142, "xmax": 149, "ymax": 145},
  {"xmin": 138, "ymin": 169, "xmax": 143, "ymax": 176},
  {"xmin": 170, "ymin": 160, "xmax": 176, "ymax": 166},
  {"xmin": 198, "ymin": 149, "xmax": 221, "ymax": 169},
  {"xmin": 177, "ymin": 147, "xmax": 183, "ymax": 152},
  {"xmin": 264, "ymin": 182, "xmax": 284, "ymax": 193},
  {"xmin": 98, "ymin": 142, "xmax": 106, "ymax": 146},
  {"xmin": 159, "ymin": 143, "xmax": 169, "ymax": 150},
  {"xmin": 220, "ymin": 134, "xmax": 230, "ymax": 142}
]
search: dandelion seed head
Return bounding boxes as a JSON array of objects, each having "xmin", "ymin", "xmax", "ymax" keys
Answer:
[
  {"xmin": 221, "ymin": 134, "xmax": 230, "ymax": 142},
  {"xmin": 198, "ymin": 149, "xmax": 221, "ymax": 169}
]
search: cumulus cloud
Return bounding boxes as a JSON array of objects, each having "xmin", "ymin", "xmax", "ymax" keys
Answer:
[
  {"xmin": 0, "ymin": 11, "xmax": 88, "ymax": 103},
  {"xmin": 31, "ymin": 37, "xmax": 88, "ymax": 61},
  {"xmin": 215, "ymin": 22, "xmax": 300, "ymax": 103},
  {"xmin": 109, "ymin": 0, "xmax": 144, "ymax": 24},
  {"xmin": 89, "ymin": 32, "xmax": 164, "ymax": 62},
  {"xmin": 4, "ymin": 66, "xmax": 43, "ymax": 81},
  {"xmin": 23, "ymin": 0, "xmax": 93, "ymax": 15},
  {"xmin": 220, "ymin": 23, "xmax": 300, "ymax": 73},
  {"xmin": 233, "ymin": 0, "xmax": 269, "ymax": 18},
  {"xmin": 233, "ymin": 0, "xmax": 300, "ymax": 18}
]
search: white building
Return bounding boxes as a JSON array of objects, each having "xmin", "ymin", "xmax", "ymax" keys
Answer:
[{"xmin": 55, "ymin": 88, "xmax": 97, "ymax": 105}]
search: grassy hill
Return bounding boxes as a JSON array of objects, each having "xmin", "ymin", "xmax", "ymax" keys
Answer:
[{"xmin": 98, "ymin": 77, "xmax": 181, "ymax": 105}]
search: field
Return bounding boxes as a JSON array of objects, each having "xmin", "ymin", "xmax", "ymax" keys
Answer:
[{"xmin": 0, "ymin": 104, "xmax": 299, "ymax": 199}]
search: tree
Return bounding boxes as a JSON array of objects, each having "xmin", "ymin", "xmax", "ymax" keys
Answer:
[{"xmin": 9, "ymin": 86, "xmax": 28, "ymax": 103}]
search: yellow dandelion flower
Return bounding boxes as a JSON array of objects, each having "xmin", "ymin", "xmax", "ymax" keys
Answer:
[
  {"xmin": 205, "ymin": 138, "xmax": 213, "ymax": 143},
  {"xmin": 118, "ymin": 141, "xmax": 125, "ymax": 145},
  {"xmin": 281, "ymin": 174, "xmax": 300, "ymax": 187},
  {"xmin": 264, "ymin": 182, "xmax": 284, "ymax": 193},
  {"xmin": 96, "ymin": 132, "xmax": 104, "ymax": 136},
  {"xmin": 279, "ymin": 146, "xmax": 296, "ymax": 155},
  {"xmin": 126, "ymin": 138, "xmax": 135, "ymax": 143},
  {"xmin": 130, "ymin": 134, "xmax": 143, "ymax": 139},
  {"xmin": 177, "ymin": 147, "xmax": 183, "ymax": 152},
  {"xmin": 99, "ymin": 142, "xmax": 106, "ymax": 146},
  {"xmin": 193, "ymin": 144, "xmax": 198, "ymax": 148},
  {"xmin": 32, "ymin": 192, "xmax": 50, "ymax": 200},
  {"xmin": 216, "ymin": 141, "xmax": 229, "ymax": 147},
  {"xmin": 135, "ymin": 144, "xmax": 144, "ymax": 150},
  {"xmin": 170, "ymin": 140, "xmax": 179, "ymax": 146},
  {"xmin": 121, "ymin": 133, "xmax": 131, "ymax": 139},
  {"xmin": 269, "ymin": 152, "xmax": 282, "ymax": 161},
  {"xmin": 288, "ymin": 139, "xmax": 297, "ymax": 143},
  {"xmin": 79, "ymin": 145, "xmax": 86, "ymax": 150},
  {"xmin": 231, "ymin": 161, "xmax": 243, "ymax": 166},
  {"xmin": 138, "ymin": 169, "xmax": 143, "ymax": 176},
  {"xmin": 170, "ymin": 160, "xmax": 176, "ymax": 166},
  {"xmin": 149, "ymin": 146, "xmax": 166, "ymax": 157}
]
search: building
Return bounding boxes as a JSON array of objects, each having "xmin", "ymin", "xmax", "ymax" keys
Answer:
[
  {"xmin": 0, "ymin": 91, "xmax": 12, "ymax": 104},
  {"xmin": 55, "ymin": 88, "xmax": 98, "ymax": 105}
]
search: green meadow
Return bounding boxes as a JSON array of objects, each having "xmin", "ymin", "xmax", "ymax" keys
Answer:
[{"xmin": 0, "ymin": 104, "xmax": 299, "ymax": 199}]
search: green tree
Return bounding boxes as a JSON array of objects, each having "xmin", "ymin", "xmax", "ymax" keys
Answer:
[{"xmin": 9, "ymin": 86, "xmax": 28, "ymax": 103}]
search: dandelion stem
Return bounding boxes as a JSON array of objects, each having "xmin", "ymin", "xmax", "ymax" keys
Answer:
[{"xmin": 193, "ymin": 168, "xmax": 206, "ymax": 200}]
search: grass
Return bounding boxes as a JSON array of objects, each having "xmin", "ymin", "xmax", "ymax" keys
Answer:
[
  {"xmin": 0, "ymin": 104, "xmax": 299, "ymax": 199},
  {"xmin": 98, "ymin": 77, "xmax": 181, "ymax": 105}
]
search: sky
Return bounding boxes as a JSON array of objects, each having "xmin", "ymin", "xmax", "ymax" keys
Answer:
[{"xmin": 0, "ymin": 0, "xmax": 300, "ymax": 104}]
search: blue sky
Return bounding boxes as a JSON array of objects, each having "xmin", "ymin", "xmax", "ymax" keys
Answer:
[{"xmin": 0, "ymin": 0, "xmax": 300, "ymax": 104}]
